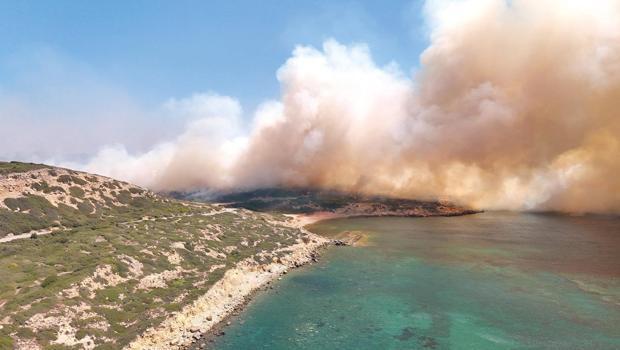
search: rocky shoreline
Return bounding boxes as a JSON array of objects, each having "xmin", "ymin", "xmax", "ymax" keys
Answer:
[
  {"xmin": 126, "ymin": 210, "xmax": 481, "ymax": 350},
  {"xmin": 186, "ymin": 247, "xmax": 328, "ymax": 350},
  {"xmin": 126, "ymin": 231, "xmax": 330, "ymax": 350}
]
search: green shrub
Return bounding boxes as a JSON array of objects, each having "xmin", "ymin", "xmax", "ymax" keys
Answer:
[
  {"xmin": 31, "ymin": 181, "xmax": 49, "ymax": 191},
  {"xmin": 69, "ymin": 186, "xmax": 85, "ymax": 198},
  {"xmin": 116, "ymin": 190, "xmax": 132, "ymax": 204},
  {"xmin": 0, "ymin": 335, "xmax": 14, "ymax": 349},
  {"xmin": 129, "ymin": 188, "xmax": 144, "ymax": 195},
  {"xmin": 77, "ymin": 200, "xmax": 95, "ymax": 215},
  {"xmin": 57, "ymin": 175, "xmax": 72, "ymax": 184},
  {"xmin": 71, "ymin": 176, "xmax": 87, "ymax": 186},
  {"xmin": 41, "ymin": 276, "xmax": 57, "ymax": 288},
  {"xmin": 0, "ymin": 161, "xmax": 48, "ymax": 175}
]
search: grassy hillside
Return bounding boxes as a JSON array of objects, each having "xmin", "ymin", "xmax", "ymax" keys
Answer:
[
  {"xmin": 0, "ymin": 162, "xmax": 50, "ymax": 176},
  {"xmin": 0, "ymin": 163, "xmax": 317, "ymax": 349},
  {"xmin": 0, "ymin": 161, "xmax": 172, "ymax": 238}
]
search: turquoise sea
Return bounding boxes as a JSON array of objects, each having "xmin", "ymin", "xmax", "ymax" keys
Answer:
[{"xmin": 210, "ymin": 212, "xmax": 620, "ymax": 349}]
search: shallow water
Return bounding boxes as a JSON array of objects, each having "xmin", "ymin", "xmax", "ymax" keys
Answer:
[{"xmin": 211, "ymin": 212, "xmax": 620, "ymax": 349}]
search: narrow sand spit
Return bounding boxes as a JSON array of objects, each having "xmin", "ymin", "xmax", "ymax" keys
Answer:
[
  {"xmin": 126, "ymin": 233, "xmax": 329, "ymax": 350},
  {"xmin": 285, "ymin": 212, "xmax": 343, "ymax": 227}
]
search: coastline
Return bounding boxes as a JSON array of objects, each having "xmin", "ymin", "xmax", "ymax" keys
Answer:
[
  {"xmin": 126, "ymin": 229, "xmax": 330, "ymax": 350},
  {"xmin": 190, "ymin": 241, "xmax": 332, "ymax": 349},
  {"xmin": 178, "ymin": 213, "xmax": 620, "ymax": 350},
  {"xmin": 127, "ymin": 209, "xmax": 480, "ymax": 350}
]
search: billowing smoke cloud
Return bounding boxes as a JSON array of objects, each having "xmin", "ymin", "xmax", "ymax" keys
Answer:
[{"xmin": 77, "ymin": 0, "xmax": 620, "ymax": 214}]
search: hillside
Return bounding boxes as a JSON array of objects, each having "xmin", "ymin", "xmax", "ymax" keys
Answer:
[
  {"xmin": 177, "ymin": 187, "xmax": 479, "ymax": 217},
  {"xmin": 0, "ymin": 162, "xmax": 326, "ymax": 349},
  {"xmin": 0, "ymin": 161, "xmax": 168, "ymax": 240}
]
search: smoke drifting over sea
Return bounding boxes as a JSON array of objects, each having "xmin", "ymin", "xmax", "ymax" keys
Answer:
[{"xmin": 78, "ymin": 0, "xmax": 620, "ymax": 214}]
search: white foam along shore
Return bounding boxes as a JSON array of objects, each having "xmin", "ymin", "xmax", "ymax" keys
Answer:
[{"xmin": 126, "ymin": 229, "xmax": 329, "ymax": 350}]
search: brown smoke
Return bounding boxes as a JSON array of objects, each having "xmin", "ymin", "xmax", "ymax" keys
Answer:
[{"xmin": 81, "ymin": 0, "xmax": 620, "ymax": 214}]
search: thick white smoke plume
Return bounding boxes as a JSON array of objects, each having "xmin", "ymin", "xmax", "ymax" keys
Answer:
[{"xmin": 78, "ymin": 0, "xmax": 620, "ymax": 213}]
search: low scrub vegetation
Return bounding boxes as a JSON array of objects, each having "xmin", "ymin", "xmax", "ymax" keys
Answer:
[{"xmin": 0, "ymin": 163, "xmax": 310, "ymax": 349}]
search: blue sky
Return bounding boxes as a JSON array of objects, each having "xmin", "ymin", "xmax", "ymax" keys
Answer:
[
  {"xmin": 0, "ymin": 0, "xmax": 427, "ymax": 107},
  {"xmin": 0, "ymin": 0, "xmax": 430, "ymax": 160}
]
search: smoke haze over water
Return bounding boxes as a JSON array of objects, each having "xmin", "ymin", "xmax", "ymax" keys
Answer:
[{"xmin": 74, "ymin": 0, "xmax": 620, "ymax": 214}]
